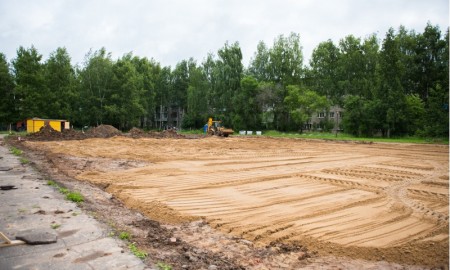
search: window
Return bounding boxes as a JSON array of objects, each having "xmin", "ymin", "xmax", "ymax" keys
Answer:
[
  {"xmin": 318, "ymin": 112, "xmax": 325, "ymax": 118},
  {"xmin": 329, "ymin": 112, "xmax": 335, "ymax": 118}
]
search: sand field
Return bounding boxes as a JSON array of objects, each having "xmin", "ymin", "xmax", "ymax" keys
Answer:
[{"xmin": 24, "ymin": 136, "xmax": 449, "ymax": 266}]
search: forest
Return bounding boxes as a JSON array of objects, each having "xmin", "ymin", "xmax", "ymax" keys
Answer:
[{"xmin": 0, "ymin": 23, "xmax": 448, "ymax": 138}]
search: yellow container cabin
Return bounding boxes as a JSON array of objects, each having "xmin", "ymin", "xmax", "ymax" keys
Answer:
[{"xmin": 26, "ymin": 118, "xmax": 70, "ymax": 133}]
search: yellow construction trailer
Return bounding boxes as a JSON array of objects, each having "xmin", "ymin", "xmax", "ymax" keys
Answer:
[{"xmin": 26, "ymin": 118, "xmax": 70, "ymax": 133}]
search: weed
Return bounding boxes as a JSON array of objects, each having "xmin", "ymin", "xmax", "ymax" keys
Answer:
[
  {"xmin": 47, "ymin": 180, "xmax": 58, "ymax": 187},
  {"xmin": 156, "ymin": 262, "xmax": 172, "ymax": 270},
  {"xmin": 119, "ymin": 231, "xmax": 131, "ymax": 240},
  {"xmin": 51, "ymin": 224, "xmax": 61, "ymax": 229},
  {"xmin": 47, "ymin": 181, "xmax": 84, "ymax": 203},
  {"xmin": 128, "ymin": 243, "xmax": 147, "ymax": 259},
  {"xmin": 108, "ymin": 231, "xmax": 116, "ymax": 237},
  {"xmin": 19, "ymin": 157, "xmax": 29, "ymax": 164},
  {"xmin": 10, "ymin": 147, "xmax": 22, "ymax": 156},
  {"xmin": 66, "ymin": 192, "xmax": 84, "ymax": 203},
  {"xmin": 71, "ymin": 212, "xmax": 80, "ymax": 216},
  {"xmin": 59, "ymin": 187, "xmax": 70, "ymax": 194}
]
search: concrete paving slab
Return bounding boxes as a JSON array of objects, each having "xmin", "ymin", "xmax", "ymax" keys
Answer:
[
  {"xmin": 15, "ymin": 228, "xmax": 57, "ymax": 245},
  {"xmin": 0, "ymin": 135, "xmax": 148, "ymax": 270}
]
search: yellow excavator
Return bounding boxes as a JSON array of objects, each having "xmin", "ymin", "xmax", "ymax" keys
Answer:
[{"xmin": 207, "ymin": 118, "xmax": 234, "ymax": 137}]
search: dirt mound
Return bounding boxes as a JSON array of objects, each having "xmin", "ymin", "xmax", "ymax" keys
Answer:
[
  {"xmin": 27, "ymin": 124, "xmax": 64, "ymax": 141},
  {"xmin": 86, "ymin": 125, "xmax": 122, "ymax": 138},
  {"xmin": 144, "ymin": 129, "xmax": 186, "ymax": 139},
  {"xmin": 25, "ymin": 124, "xmax": 188, "ymax": 142},
  {"xmin": 61, "ymin": 128, "xmax": 87, "ymax": 140},
  {"xmin": 26, "ymin": 124, "xmax": 86, "ymax": 141},
  {"xmin": 161, "ymin": 129, "xmax": 185, "ymax": 138},
  {"xmin": 129, "ymin": 127, "xmax": 145, "ymax": 138}
]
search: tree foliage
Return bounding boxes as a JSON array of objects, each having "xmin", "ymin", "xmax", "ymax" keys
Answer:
[
  {"xmin": 0, "ymin": 23, "xmax": 447, "ymax": 138},
  {"xmin": 0, "ymin": 53, "xmax": 15, "ymax": 126}
]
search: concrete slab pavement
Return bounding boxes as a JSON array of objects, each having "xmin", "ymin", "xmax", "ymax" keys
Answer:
[{"xmin": 0, "ymin": 135, "xmax": 150, "ymax": 270}]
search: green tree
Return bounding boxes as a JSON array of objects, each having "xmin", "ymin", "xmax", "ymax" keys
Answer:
[
  {"xmin": 184, "ymin": 60, "xmax": 208, "ymax": 128},
  {"xmin": 154, "ymin": 66, "xmax": 172, "ymax": 129},
  {"xmin": 414, "ymin": 23, "xmax": 447, "ymax": 100},
  {"xmin": 255, "ymin": 82, "xmax": 279, "ymax": 129},
  {"xmin": 43, "ymin": 47, "xmax": 78, "ymax": 121},
  {"xmin": 248, "ymin": 41, "xmax": 271, "ymax": 82},
  {"xmin": 422, "ymin": 85, "xmax": 449, "ymax": 137},
  {"xmin": 169, "ymin": 60, "xmax": 190, "ymax": 128},
  {"xmin": 284, "ymin": 85, "xmax": 328, "ymax": 133},
  {"xmin": 211, "ymin": 42, "xmax": 243, "ymax": 125},
  {"xmin": 342, "ymin": 96, "xmax": 382, "ymax": 137},
  {"xmin": 307, "ymin": 40, "xmax": 341, "ymax": 103},
  {"xmin": 376, "ymin": 28, "xmax": 407, "ymax": 137},
  {"xmin": 396, "ymin": 26, "xmax": 418, "ymax": 95},
  {"xmin": 105, "ymin": 53, "xmax": 145, "ymax": 130},
  {"xmin": 12, "ymin": 46, "xmax": 46, "ymax": 120},
  {"xmin": 404, "ymin": 94, "xmax": 425, "ymax": 135},
  {"xmin": 337, "ymin": 35, "xmax": 379, "ymax": 100},
  {"xmin": 265, "ymin": 33, "xmax": 305, "ymax": 130},
  {"xmin": 131, "ymin": 56, "xmax": 159, "ymax": 128},
  {"xmin": 0, "ymin": 53, "xmax": 16, "ymax": 127},
  {"xmin": 78, "ymin": 48, "xmax": 114, "ymax": 126},
  {"xmin": 232, "ymin": 76, "xmax": 260, "ymax": 130}
]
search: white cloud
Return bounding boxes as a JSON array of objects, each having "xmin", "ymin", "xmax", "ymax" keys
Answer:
[{"xmin": 0, "ymin": 0, "xmax": 448, "ymax": 67}]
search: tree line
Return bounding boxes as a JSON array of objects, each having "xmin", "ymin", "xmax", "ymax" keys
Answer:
[{"xmin": 0, "ymin": 23, "xmax": 448, "ymax": 137}]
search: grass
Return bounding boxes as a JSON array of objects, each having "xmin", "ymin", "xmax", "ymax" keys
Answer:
[
  {"xmin": 119, "ymin": 231, "xmax": 131, "ymax": 240},
  {"xmin": 47, "ymin": 180, "xmax": 58, "ymax": 187},
  {"xmin": 66, "ymin": 191, "xmax": 84, "ymax": 203},
  {"xmin": 10, "ymin": 146, "xmax": 23, "ymax": 156},
  {"xmin": 128, "ymin": 243, "xmax": 148, "ymax": 259},
  {"xmin": 9, "ymin": 146, "xmax": 31, "ymax": 164},
  {"xmin": 0, "ymin": 131, "xmax": 27, "ymax": 136},
  {"xmin": 51, "ymin": 224, "xmax": 61, "ymax": 229},
  {"xmin": 46, "ymin": 180, "xmax": 84, "ymax": 203},
  {"xmin": 259, "ymin": 130, "xmax": 448, "ymax": 144},
  {"xmin": 156, "ymin": 262, "xmax": 172, "ymax": 270},
  {"xmin": 19, "ymin": 157, "xmax": 30, "ymax": 164},
  {"xmin": 58, "ymin": 187, "xmax": 70, "ymax": 194}
]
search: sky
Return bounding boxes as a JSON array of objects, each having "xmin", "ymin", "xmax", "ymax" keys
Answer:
[{"xmin": 0, "ymin": 0, "xmax": 448, "ymax": 68}]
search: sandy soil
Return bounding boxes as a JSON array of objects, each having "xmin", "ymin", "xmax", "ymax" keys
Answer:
[{"xmin": 22, "ymin": 136, "xmax": 449, "ymax": 268}]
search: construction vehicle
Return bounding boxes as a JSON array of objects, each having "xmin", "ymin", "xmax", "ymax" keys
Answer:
[{"xmin": 207, "ymin": 118, "xmax": 234, "ymax": 137}]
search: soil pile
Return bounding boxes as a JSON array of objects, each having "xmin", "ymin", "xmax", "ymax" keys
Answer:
[
  {"xmin": 27, "ymin": 124, "xmax": 64, "ymax": 141},
  {"xmin": 25, "ymin": 124, "xmax": 189, "ymax": 141},
  {"xmin": 26, "ymin": 124, "xmax": 122, "ymax": 141},
  {"xmin": 129, "ymin": 127, "xmax": 145, "ymax": 138},
  {"xmin": 161, "ymin": 129, "xmax": 185, "ymax": 138},
  {"xmin": 61, "ymin": 128, "xmax": 87, "ymax": 140},
  {"xmin": 86, "ymin": 125, "xmax": 122, "ymax": 138}
]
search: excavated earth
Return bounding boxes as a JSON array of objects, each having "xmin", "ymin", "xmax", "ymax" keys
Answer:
[{"xmin": 10, "ymin": 132, "xmax": 449, "ymax": 269}]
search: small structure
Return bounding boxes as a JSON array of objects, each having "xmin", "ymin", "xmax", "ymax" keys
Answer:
[{"xmin": 26, "ymin": 118, "xmax": 70, "ymax": 133}]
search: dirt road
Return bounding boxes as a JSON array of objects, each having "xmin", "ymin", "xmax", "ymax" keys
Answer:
[{"xmin": 23, "ymin": 136, "xmax": 449, "ymax": 267}]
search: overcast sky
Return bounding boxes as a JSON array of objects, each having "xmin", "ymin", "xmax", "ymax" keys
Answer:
[{"xmin": 0, "ymin": 0, "xmax": 448, "ymax": 68}]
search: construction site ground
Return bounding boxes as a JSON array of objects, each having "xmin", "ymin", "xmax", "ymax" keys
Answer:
[{"xmin": 5, "ymin": 127, "xmax": 449, "ymax": 269}]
